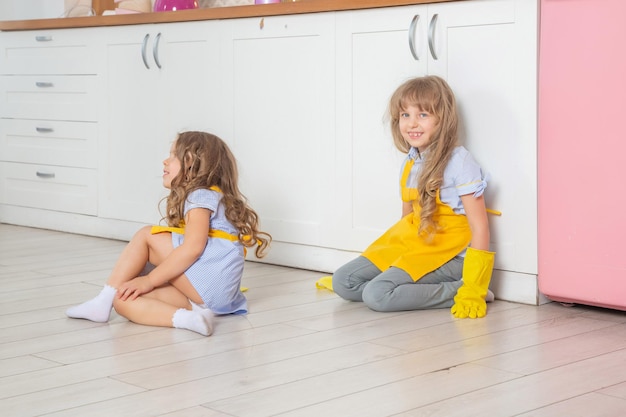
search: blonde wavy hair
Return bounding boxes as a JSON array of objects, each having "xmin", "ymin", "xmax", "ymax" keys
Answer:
[
  {"xmin": 388, "ymin": 76, "xmax": 459, "ymax": 239},
  {"xmin": 163, "ymin": 131, "xmax": 271, "ymax": 257}
]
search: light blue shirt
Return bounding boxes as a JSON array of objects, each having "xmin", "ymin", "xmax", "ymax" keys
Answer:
[{"xmin": 403, "ymin": 146, "xmax": 488, "ymax": 215}]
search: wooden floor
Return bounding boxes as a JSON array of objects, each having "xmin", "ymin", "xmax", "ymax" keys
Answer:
[{"xmin": 2, "ymin": 224, "xmax": 626, "ymax": 416}]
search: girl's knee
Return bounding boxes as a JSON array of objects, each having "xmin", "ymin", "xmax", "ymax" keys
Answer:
[
  {"xmin": 135, "ymin": 225, "xmax": 153, "ymax": 239},
  {"xmin": 331, "ymin": 270, "xmax": 359, "ymax": 301},
  {"xmin": 112, "ymin": 297, "xmax": 128, "ymax": 318},
  {"xmin": 362, "ymin": 281, "xmax": 394, "ymax": 312}
]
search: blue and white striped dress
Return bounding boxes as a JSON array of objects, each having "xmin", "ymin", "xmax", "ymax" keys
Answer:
[{"xmin": 171, "ymin": 188, "xmax": 247, "ymax": 315}]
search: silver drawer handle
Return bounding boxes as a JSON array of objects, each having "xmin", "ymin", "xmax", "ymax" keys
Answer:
[
  {"xmin": 428, "ymin": 14, "xmax": 439, "ymax": 61},
  {"xmin": 35, "ymin": 81, "xmax": 54, "ymax": 88},
  {"xmin": 153, "ymin": 32, "xmax": 162, "ymax": 69},
  {"xmin": 36, "ymin": 171, "xmax": 56, "ymax": 179},
  {"xmin": 36, "ymin": 127, "xmax": 54, "ymax": 133},
  {"xmin": 408, "ymin": 14, "xmax": 420, "ymax": 60},
  {"xmin": 141, "ymin": 33, "xmax": 151, "ymax": 69},
  {"xmin": 35, "ymin": 35, "xmax": 52, "ymax": 42}
]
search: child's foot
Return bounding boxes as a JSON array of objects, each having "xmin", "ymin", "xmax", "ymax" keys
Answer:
[
  {"xmin": 172, "ymin": 307, "xmax": 214, "ymax": 336},
  {"xmin": 66, "ymin": 285, "xmax": 116, "ymax": 323},
  {"xmin": 190, "ymin": 300, "xmax": 215, "ymax": 320}
]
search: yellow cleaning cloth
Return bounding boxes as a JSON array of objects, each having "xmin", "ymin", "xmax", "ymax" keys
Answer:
[{"xmin": 315, "ymin": 276, "xmax": 333, "ymax": 291}]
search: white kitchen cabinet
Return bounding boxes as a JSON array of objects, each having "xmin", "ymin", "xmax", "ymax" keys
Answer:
[
  {"xmin": 99, "ymin": 21, "xmax": 223, "ymax": 226},
  {"xmin": 428, "ymin": 0, "xmax": 538, "ymax": 279},
  {"xmin": 219, "ymin": 13, "xmax": 336, "ymax": 249},
  {"xmin": 0, "ymin": 0, "xmax": 540, "ymax": 303},
  {"xmin": 0, "ymin": 28, "xmax": 101, "ymax": 217},
  {"xmin": 330, "ymin": 0, "xmax": 538, "ymax": 302},
  {"xmin": 332, "ymin": 0, "xmax": 538, "ymax": 303},
  {"xmin": 332, "ymin": 5, "xmax": 429, "ymax": 252}
]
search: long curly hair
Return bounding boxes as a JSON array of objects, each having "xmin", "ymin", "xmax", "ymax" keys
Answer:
[
  {"xmin": 388, "ymin": 76, "xmax": 459, "ymax": 239},
  {"xmin": 163, "ymin": 131, "xmax": 271, "ymax": 257}
]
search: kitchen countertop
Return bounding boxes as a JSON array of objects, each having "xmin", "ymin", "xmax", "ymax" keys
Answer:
[{"xmin": 0, "ymin": 0, "xmax": 456, "ymax": 31}]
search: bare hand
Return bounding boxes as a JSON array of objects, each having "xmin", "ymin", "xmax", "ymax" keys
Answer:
[{"xmin": 117, "ymin": 275, "xmax": 155, "ymax": 301}]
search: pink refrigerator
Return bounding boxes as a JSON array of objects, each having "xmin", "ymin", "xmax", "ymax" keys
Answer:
[{"xmin": 538, "ymin": 0, "xmax": 626, "ymax": 310}]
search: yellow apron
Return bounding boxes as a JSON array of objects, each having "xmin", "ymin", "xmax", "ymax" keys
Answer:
[{"xmin": 361, "ymin": 157, "xmax": 472, "ymax": 282}]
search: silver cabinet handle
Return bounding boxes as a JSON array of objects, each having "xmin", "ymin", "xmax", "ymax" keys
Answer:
[
  {"xmin": 35, "ymin": 81, "xmax": 54, "ymax": 88},
  {"xmin": 428, "ymin": 14, "xmax": 439, "ymax": 61},
  {"xmin": 35, "ymin": 35, "xmax": 52, "ymax": 42},
  {"xmin": 408, "ymin": 15, "xmax": 420, "ymax": 60},
  {"xmin": 153, "ymin": 32, "xmax": 162, "ymax": 69},
  {"xmin": 36, "ymin": 127, "xmax": 54, "ymax": 133},
  {"xmin": 141, "ymin": 33, "xmax": 150, "ymax": 69},
  {"xmin": 36, "ymin": 171, "xmax": 55, "ymax": 179}
]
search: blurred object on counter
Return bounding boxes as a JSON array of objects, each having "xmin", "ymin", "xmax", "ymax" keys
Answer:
[
  {"xmin": 153, "ymin": 0, "xmax": 198, "ymax": 11},
  {"xmin": 198, "ymin": 0, "xmax": 253, "ymax": 7},
  {"xmin": 114, "ymin": 0, "xmax": 151, "ymax": 13},
  {"xmin": 65, "ymin": 0, "xmax": 94, "ymax": 16},
  {"xmin": 255, "ymin": 0, "xmax": 281, "ymax": 4},
  {"xmin": 93, "ymin": 0, "xmax": 116, "ymax": 15}
]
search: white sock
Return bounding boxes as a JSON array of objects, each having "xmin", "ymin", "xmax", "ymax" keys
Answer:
[
  {"xmin": 486, "ymin": 289, "xmax": 495, "ymax": 303},
  {"xmin": 172, "ymin": 308, "xmax": 213, "ymax": 336},
  {"xmin": 190, "ymin": 300, "xmax": 214, "ymax": 318},
  {"xmin": 66, "ymin": 284, "xmax": 116, "ymax": 323}
]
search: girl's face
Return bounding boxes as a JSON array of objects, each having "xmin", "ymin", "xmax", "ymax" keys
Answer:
[
  {"xmin": 163, "ymin": 142, "xmax": 182, "ymax": 189},
  {"xmin": 398, "ymin": 105, "xmax": 438, "ymax": 152}
]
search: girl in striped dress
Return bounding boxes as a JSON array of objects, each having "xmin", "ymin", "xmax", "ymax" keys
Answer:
[{"xmin": 67, "ymin": 131, "xmax": 271, "ymax": 335}]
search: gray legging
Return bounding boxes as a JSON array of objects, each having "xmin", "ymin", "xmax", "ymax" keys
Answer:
[{"xmin": 332, "ymin": 255, "xmax": 463, "ymax": 312}]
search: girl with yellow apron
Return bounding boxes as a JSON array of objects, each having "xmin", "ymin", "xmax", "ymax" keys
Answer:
[
  {"xmin": 332, "ymin": 148, "xmax": 479, "ymax": 311},
  {"xmin": 331, "ymin": 76, "xmax": 493, "ymax": 314}
]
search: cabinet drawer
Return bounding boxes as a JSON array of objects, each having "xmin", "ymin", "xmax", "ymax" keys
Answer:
[
  {"xmin": 0, "ymin": 30, "xmax": 99, "ymax": 75},
  {"xmin": 0, "ymin": 75, "xmax": 98, "ymax": 121},
  {"xmin": 0, "ymin": 119, "xmax": 97, "ymax": 168},
  {"xmin": 0, "ymin": 162, "xmax": 97, "ymax": 215}
]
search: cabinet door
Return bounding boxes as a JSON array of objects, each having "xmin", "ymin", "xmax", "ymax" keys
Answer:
[
  {"xmin": 100, "ymin": 25, "xmax": 163, "ymax": 224},
  {"xmin": 220, "ymin": 14, "xmax": 335, "ymax": 247},
  {"xmin": 156, "ymin": 21, "xmax": 225, "ymax": 141},
  {"xmin": 100, "ymin": 22, "xmax": 219, "ymax": 225},
  {"xmin": 428, "ymin": 0, "xmax": 538, "ymax": 274},
  {"xmin": 332, "ymin": 6, "xmax": 429, "ymax": 251}
]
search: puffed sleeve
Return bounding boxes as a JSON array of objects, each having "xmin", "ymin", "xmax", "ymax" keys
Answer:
[
  {"xmin": 184, "ymin": 188, "xmax": 221, "ymax": 215},
  {"xmin": 455, "ymin": 150, "xmax": 488, "ymax": 197}
]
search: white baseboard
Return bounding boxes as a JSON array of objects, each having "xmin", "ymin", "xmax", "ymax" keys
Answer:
[
  {"xmin": 0, "ymin": 205, "xmax": 142, "ymax": 242},
  {"xmin": 2, "ymin": 204, "xmax": 542, "ymax": 306},
  {"xmin": 251, "ymin": 241, "xmax": 542, "ymax": 306}
]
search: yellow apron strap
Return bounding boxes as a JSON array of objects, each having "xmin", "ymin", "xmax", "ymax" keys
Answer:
[
  {"xmin": 150, "ymin": 186, "xmax": 254, "ymax": 254},
  {"xmin": 400, "ymin": 158, "xmax": 417, "ymax": 202},
  {"xmin": 209, "ymin": 229, "xmax": 239, "ymax": 242},
  {"xmin": 151, "ymin": 225, "xmax": 250, "ymax": 256},
  {"xmin": 151, "ymin": 225, "xmax": 185, "ymax": 235},
  {"xmin": 151, "ymin": 225, "xmax": 239, "ymax": 241}
]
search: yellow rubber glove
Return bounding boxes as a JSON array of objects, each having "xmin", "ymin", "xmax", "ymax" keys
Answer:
[{"xmin": 451, "ymin": 247, "xmax": 495, "ymax": 319}]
